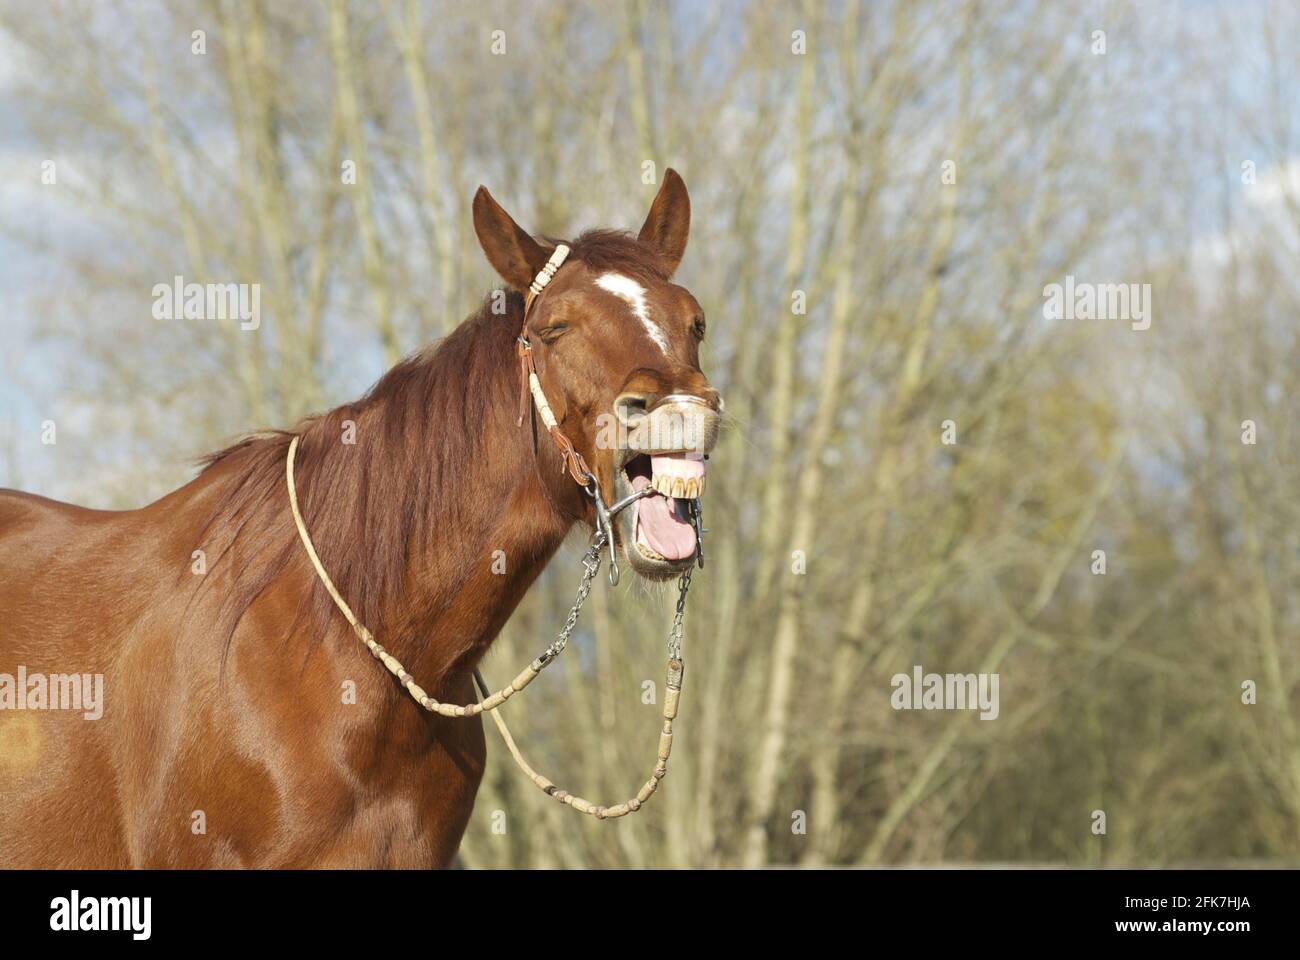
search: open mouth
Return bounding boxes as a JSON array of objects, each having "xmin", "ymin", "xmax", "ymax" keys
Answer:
[{"xmin": 613, "ymin": 451, "xmax": 706, "ymax": 577}]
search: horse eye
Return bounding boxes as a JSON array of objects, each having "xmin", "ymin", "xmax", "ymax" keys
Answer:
[
  {"xmin": 540, "ymin": 323, "xmax": 568, "ymax": 343},
  {"xmin": 693, "ymin": 316, "xmax": 706, "ymax": 339}
]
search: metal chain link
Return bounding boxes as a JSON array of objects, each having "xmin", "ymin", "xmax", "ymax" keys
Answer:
[
  {"xmin": 545, "ymin": 527, "xmax": 693, "ymax": 664},
  {"xmin": 545, "ymin": 528, "xmax": 607, "ymax": 660},
  {"xmin": 668, "ymin": 567, "xmax": 692, "ymax": 661}
]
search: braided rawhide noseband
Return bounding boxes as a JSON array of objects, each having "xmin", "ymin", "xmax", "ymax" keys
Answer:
[{"xmin": 285, "ymin": 244, "xmax": 695, "ymax": 820}]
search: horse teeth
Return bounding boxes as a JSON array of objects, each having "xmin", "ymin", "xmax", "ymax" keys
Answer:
[
  {"xmin": 647, "ymin": 473, "xmax": 707, "ymax": 499},
  {"xmin": 637, "ymin": 542, "xmax": 665, "ymax": 561}
]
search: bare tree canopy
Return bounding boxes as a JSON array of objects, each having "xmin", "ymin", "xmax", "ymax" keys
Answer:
[{"xmin": 1, "ymin": 0, "xmax": 1298, "ymax": 868}]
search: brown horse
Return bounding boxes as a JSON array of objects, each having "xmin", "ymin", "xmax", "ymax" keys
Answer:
[{"xmin": 0, "ymin": 170, "xmax": 720, "ymax": 868}]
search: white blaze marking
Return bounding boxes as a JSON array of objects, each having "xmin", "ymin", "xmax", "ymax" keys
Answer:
[{"xmin": 596, "ymin": 272, "xmax": 668, "ymax": 353}]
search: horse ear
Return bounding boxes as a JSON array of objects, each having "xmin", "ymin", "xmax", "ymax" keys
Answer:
[
  {"xmin": 638, "ymin": 168, "xmax": 690, "ymax": 275},
  {"xmin": 473, "ymin": 186, "xmax": 551, "ymax": 291}
]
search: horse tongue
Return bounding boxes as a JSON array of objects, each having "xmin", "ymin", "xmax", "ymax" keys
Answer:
[{"xmin": 632, "ymin": 475, "xmax": 697, "ymax": 560}]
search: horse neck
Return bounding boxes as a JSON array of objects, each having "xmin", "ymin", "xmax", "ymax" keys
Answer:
[{"xmin": 289, "ymin": 304, "xmax": 580, "ymax": 684}]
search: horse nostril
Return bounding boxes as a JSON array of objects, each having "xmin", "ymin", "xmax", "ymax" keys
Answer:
[{"xmin": 615, "ymin": 392, "xmax": 651, "ymax": 426}]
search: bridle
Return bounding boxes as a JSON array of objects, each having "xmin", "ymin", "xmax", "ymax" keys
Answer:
[
  {"xmin": 514, "ymin": 244, "xmax": 706, "ymax": 585},
  {"xmin": 284, "ymin": 243, "xmax": 703, "ymax": 820}
]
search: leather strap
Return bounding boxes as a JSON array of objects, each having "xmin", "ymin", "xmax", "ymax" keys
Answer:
[{"xmin": 515, "ymin": 244, "xmax": 592, "ymax": 488}]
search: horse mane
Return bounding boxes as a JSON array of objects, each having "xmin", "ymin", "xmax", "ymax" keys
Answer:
[
  {"xmin": 191, "ymin": 229, "xmax": 667, "ymax": 671},
  {"xmin": 192, "ymin": 290, "xmax": 524, "ymax": 671}
]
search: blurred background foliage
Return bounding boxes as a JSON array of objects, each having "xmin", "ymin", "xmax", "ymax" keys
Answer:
[{"xmin": 0, "ymin": 0, "xmax": 1298, "ymax": 866}]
